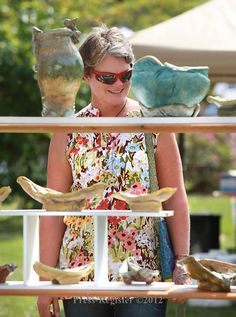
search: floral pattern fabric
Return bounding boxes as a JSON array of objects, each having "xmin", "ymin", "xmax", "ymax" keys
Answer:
[{"xmin": 59, "ymin": 104, "xmax": 160, "ymax": 281}]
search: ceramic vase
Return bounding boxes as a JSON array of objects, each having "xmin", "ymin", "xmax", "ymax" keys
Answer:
[{"xmin": 32, "ymin": 18, "xmax": 84, "ymax": 116}]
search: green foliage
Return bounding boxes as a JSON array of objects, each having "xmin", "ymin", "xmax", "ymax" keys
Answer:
[
  {"xmin": 184, "ymin": 133, "xmax": 235, "ymax": 193},
  {"xmin": 0, "ymin": 132, "xmax": 49, "ymax": 209}
]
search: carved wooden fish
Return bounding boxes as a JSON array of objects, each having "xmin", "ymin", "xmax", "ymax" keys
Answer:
[
  {"xmin": 111, "ymin": 187, "xmax": 176, "ymax": 211},
  {"xmin": 33, "ymin": 261, "xmax": 94, "ymax": 284},
  {"xmin": 17, "ymin": 176, "xmax": 106, "ymax": 211}
]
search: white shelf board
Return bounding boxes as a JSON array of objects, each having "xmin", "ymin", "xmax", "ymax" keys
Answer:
[
  {"xmin": 0, "ymin": 281, "xmax": 173, "ymax": 291},
  {"xmin": 0, "ymin": 116, "xmax": 236, "ymax": 133},
  {"xmin": 0, "ymin": 209, "xmax": 173, "ymax": 217},
  {"xmin": 1, "ymin": 282, "xmax": 236, "ymax": 300}
]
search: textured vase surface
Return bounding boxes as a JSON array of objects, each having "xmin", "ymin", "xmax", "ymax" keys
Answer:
[{"xmin": 32, "ymin": 19, "xmax": 84, "ymax": 116}]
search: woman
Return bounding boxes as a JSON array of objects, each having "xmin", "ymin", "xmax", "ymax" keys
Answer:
[{"xmin": 37, "ymin": 25, "xmax": 190, "ymax": 317}]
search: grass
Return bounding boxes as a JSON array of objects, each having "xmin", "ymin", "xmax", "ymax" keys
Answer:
[{"xmin": 0, "ymin": 194, "xmax": 235, "ymax": 316}]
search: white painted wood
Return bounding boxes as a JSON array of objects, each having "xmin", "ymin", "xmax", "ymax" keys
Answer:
[
  {"xmin": 3, "ymin": 210, "xmax": 173, "ymax": 286},
  {"xmin": 0, "ymin": 116, "xmax": 236, "ymax": 125},
  {"xmin": 0, "ymin": 280, "xmax": 173, "ymax": 291},
  {"xmin": 0, "ymin": 210, "xmax": 174, "ymax": 217},
  {"xmin": 1, "ymin": 114, "xmax": 235, "ymax": 297},
  {"xmin": 93, "ymin": 216, "xmax": 109, "ymax": 286},
  {"xmin": 0, "ymin": 116, "xmax": 236, "ymax": 133},
  {"xmin": 23, "ymin": 215, "xmax": 39, "ymax": 285}
]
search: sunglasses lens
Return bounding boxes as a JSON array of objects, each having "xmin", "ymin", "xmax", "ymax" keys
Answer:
[
  {"xmin": 121, "ymin": 70, "xmax": 132, "ymax": 83},
  {"xmin": 96, "ymin": 74, "xmax": 116, "ymax": 85},
  {"xmin": 94, "ymin": 69, "xmax": 132, "ymax": 85}
]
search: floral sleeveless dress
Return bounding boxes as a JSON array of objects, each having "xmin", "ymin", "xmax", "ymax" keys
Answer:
[{"xmin": 59, "ymin": 104, "xmax": 161, "ymax": 281}]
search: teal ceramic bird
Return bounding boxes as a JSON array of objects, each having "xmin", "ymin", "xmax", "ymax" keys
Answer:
[{"xmin": 131, "ymin": 55, "xmax": 210, "ymax": 117}]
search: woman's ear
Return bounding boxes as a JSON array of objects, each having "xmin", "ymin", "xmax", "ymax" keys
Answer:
[{"xmin": 83, "ymin": 75, "xmax": 91, "ymax": 83}]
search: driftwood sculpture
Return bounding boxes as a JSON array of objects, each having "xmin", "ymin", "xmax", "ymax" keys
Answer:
[
  {"xmin": 33, "ymin": 261, "xmax": 94, "ymax": 284},
  {"xmin": 179, "ymin": 256, "xmax": 236, "ymax": 292},
  {"xmin": 17, "ymin": 176, "xmax": 105, "ymax": 211},
  {"xmin": 111, "ymin": 187, "xmax": 176, "ymax": 211},
  {"xmin": 119, "ymin": 257, "xmax": 160, "ymax": 285},
  {"xmin": 0, "ymin": 264, "xmax": 17, "ymax": 283}
]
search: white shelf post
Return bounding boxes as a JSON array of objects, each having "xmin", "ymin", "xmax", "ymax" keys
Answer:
[
  {"xmin": 93, "ymin": 215, "xmax": 109, "ymax": 286},
  {"xmin": 23, "ymin": 215, "xmax": 39, "ymax": 285}
]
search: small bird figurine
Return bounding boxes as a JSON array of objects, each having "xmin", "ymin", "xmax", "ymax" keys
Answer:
[
  {"xmin": 0, "ymin": 264, "xmax": 17, "ymax": 283},
  {"xmin": 119, "ymin": 257, "xmax": 160, "ymax": 285},
  {"xmin": 131, "ymin": 55, "xmax": 210, "ymax": 117}
]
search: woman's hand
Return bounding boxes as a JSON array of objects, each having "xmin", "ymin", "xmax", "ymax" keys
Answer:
[
  {"xmin": 37, "ymin": 296, "xmax": 60, "ymax": 317},
  {"xmin": 170, "ymin": 264, "xmax": 191, "ymax": 304},
  {"xmin": 173, "ymin": 264, "xmax": 191, "ymax": 285}
]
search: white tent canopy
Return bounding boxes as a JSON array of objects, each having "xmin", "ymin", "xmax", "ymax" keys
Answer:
[{"xmin": 130, "ymin": 0, "xmax": 236, "ymax": 82}]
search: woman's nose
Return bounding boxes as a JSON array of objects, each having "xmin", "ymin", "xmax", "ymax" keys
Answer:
[{"xmin": 113, "ymin": 78, "xmax": 124, "ymax": 87}]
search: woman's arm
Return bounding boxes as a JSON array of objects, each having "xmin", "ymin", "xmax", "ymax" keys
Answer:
[
  {"xmin": 40, "ymin": 132, "xmax": 73, "ymax": 267},
  {"xmin": 155, "ymin": 132, "xmax": 190, "ymax": 259},
  {"xmin": 38, "ymin": 133, "xmax": 73, "ymax": 317}
]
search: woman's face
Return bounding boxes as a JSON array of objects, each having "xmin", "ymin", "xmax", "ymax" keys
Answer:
[{"xmin": 85, "ymin": 54, "xmax": 132, "ymax": 109}]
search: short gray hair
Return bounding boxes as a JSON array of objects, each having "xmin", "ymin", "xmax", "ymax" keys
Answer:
[{"xmin": 79, "ymin": 24, "xmax": 134, "ymax": 76}]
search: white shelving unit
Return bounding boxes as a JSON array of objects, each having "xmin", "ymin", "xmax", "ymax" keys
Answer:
[
  {"xmin": 0, "ymin": 116, "xmax": 236, "ymax": 133},
  {"xmin": 1, "ymin": 117, "xmax": 236, "ymax": 300},
  {"xmin": 0, "ymin": 210, "xmax": 173, "ymax": 291}
]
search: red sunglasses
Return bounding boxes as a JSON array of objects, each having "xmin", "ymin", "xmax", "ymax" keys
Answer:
[{"xmin": 92, "ymin": 68, "xmax": 132, "ymax": 85}]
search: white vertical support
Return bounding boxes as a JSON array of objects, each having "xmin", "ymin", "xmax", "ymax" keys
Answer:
[
  {"xmin": 23, "ymin": 215, "xmax": 39, "ymax": 285},
  {"xmin": 93, "ymin": 215, "xmax": 109, "ymax": 286}
]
